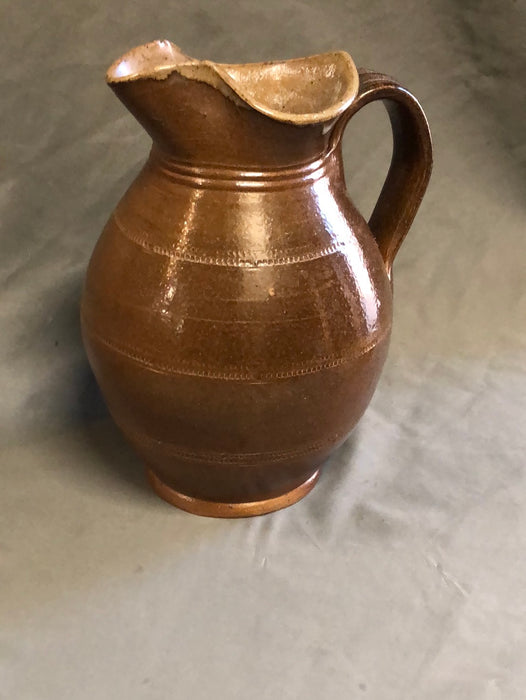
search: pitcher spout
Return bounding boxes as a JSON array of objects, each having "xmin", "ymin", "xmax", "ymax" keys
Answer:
[{"xmin": 106, "ymin": 40, "xmax": 194, "ymax": 83}]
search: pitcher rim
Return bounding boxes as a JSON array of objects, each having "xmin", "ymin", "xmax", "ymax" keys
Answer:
[{"xmin": 106, "ymin": 40, "xmax": 359, "ymax": 125}]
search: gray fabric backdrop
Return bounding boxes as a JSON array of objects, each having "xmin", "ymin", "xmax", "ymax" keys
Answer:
[{"xmin": 2, "ymin": 1, "xmax": 525, "ymax": 698}]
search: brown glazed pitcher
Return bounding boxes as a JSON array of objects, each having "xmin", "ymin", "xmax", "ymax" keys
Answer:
[{"xmin": 81, "ymin": 40, "xmax": 432, "ymax": 517}]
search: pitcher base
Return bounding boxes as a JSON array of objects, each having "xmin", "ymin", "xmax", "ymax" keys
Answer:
[{"xmin": 146, "ymin": 468, "xmax": 321, "ymax": 518}]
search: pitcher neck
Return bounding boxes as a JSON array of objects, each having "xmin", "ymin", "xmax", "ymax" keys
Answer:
[
  {"xmin": 110, "ymin": 70, "xmax": 340, "ymax": 169},
  {"xmin": 147, "ymin": 144, "xmax": 344, "ymax": 191}
]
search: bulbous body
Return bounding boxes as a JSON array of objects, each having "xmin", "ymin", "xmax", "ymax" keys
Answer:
[{"xmin": 81, "ymin": 42, "xmax": 432, "ymax": 516}]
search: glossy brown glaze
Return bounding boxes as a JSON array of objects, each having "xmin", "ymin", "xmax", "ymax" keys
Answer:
[{"xmin": 81, "ymin": 42, "xmax": 432, "ymax": 517}]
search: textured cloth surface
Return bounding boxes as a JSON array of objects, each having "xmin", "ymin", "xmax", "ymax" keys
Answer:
[{"xmin": 1, "ymin": 2, "xmax": 526, "ymax": 698}]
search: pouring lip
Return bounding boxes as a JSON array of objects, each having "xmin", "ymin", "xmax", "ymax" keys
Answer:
[
  {"xmin": 106, "ymin": 40, "xmax": 194, "ymax": 84},
  {"xmin": 106, "ymin": 40, "xmax": 359, "ymax": 125}
]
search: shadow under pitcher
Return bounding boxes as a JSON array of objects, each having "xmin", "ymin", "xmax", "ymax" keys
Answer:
[{"xmin": 81, "ymin": 40, "xmax": 432, "ymax": 517}]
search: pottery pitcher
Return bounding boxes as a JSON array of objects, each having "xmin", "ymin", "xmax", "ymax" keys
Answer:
[{"xmin": 81, "ymin": 41, "xmax": 433, "ymax": 516}]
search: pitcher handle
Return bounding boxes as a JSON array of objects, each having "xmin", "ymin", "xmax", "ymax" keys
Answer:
[{"xmin": 331, "ymin": 69, "xmax": 433, "ymax": 279}]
